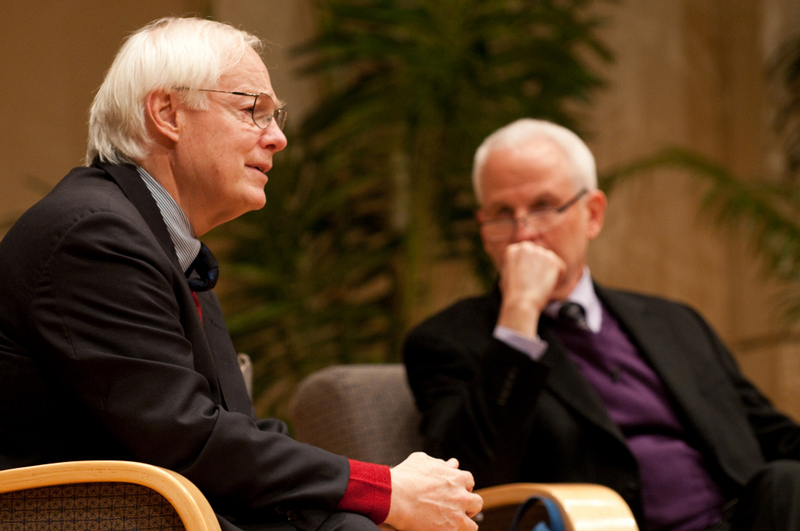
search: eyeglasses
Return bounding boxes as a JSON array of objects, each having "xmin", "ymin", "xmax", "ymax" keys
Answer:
[
  {"xmin": 197, "ymin": 89, "xmax": 287, "ymax": 130},
  {"xmin": 480, "ymin": 188, "xmax": 588, "ymax": 242}
]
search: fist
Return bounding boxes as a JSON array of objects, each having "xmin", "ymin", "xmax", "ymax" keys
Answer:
[
  {"xmin": 384, "ymin": 452, "xmax": 483, "ymax": 531},
  {"xmin": 500, "ymin": 241, "xmax": 565, "ymax": 308},
  {"xmin": 496, "ymin": 242, "xmax": 565, "ymax": 338}
]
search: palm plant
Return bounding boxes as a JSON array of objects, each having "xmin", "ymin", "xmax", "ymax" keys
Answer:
[
  {"xmin": 770, "ymin": 33, "xmax": 800, "ymax": 184},
  {"xmin": 216, "ymin": 144, "xmax": 402, "ymax": 418},
  {"xmin": 296, "ymin": 0, "xmax": 614, "ymax": 293},
  {"xmin": 218, "ymin": 0, "xmax": 614, "ymax": 419}
]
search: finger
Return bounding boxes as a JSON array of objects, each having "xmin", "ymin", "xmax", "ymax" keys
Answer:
[
  {"xmin": 464, "ymin": 472, "xmax": 475, "ymax": 492},
  {"xmin": 459, "ymin": 514, "xmax": 479, "ymax": 531},
  {"xmin": 445, "ymin": 457, "xmax": 459, "ymax": 468},
  {"xmin": 466, "ymin": 491, "xmax": 483, "ymax": 512}
]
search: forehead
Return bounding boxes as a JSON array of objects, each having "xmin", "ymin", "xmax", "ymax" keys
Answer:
[
  {"xmin": 219, "ymin": 47, "xmax": 274, "ymax": 94},
  {"xmin": 480, "ymin": 140, "xmax": 573, "ymax": 204}
]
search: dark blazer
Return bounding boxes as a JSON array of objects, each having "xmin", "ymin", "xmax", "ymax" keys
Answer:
[
  {"xmin": 404, "ymin": 284, "xmax": 800, "ymax": 527},
  {"xmin": 0, "ymin": 163, "xmax": 350, "ymax": 530}
]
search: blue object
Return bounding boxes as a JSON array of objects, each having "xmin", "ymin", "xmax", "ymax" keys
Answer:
[{"xmin": 508, "ymin": 496, "xmax": 565, "ymax": 531}]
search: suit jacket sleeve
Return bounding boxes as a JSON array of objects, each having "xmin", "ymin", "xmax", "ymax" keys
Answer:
[
  {"xmin": 403, "ymin": 294, "xmax": 550, "ymax": 487},
  {"xmin": 679, "ymin": 304, "xmax": 800, "ymax": 464}
]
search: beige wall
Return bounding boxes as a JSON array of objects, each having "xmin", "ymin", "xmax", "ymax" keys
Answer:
[
  {"xmin": 0, "ymin": 0, "xmax": 209, "ymax": 226},
  {"xmin": 585, "ymin": 0, "xmax": 800, "ymax": 418},
  {"xmin": 3, "ymin": 1, "xmax": 800, "ymax": 416}
]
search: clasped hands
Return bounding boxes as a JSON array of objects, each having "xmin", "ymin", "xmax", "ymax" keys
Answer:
[{"xmin": 382, "ymin": 452, "xmax": 483, "ymax": 531}]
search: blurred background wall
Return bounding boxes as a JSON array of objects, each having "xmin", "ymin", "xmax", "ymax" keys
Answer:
[{"xmin": 3, "ymin": 0, "xmax": 800, "ymax": 417}]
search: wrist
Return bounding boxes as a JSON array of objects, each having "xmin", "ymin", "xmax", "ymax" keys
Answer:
[{"xmin": 497, "ymin": 298, "xmax": 540, "ymax": 338}]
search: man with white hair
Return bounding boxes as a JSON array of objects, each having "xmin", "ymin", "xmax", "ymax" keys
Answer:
[
  {"xmin": 0, "ymin": 17, "xmax": 481, "ymax": 531},
  {"xmin": 404, "ymin": 118, "xmax": 800, "ymax": 531}
]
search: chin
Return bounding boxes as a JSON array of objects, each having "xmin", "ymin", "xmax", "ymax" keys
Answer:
[{"xmin": 247, "ymin": 191, "xmax": 267, "ymax": 211}]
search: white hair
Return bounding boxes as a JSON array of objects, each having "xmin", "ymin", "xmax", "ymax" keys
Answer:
[
  {"xmin": 86, "ymin": 17, "xmax": 262, "ymax": 165},
  {"xmin": 472, "ymin": 119, "xmax": 597, "ymax": 204}
]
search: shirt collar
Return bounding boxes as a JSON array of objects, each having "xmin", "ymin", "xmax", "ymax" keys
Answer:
[
  {"xmin": 136, "ymin": 166, "xmax": 201, "ymax": 273},
  {"xmin": 544, "ymin": 266, "xmax": 602, "ymax": 332}
]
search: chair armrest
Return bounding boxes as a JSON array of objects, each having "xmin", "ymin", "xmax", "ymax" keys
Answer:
[{"xmin": 476, "ymin": 483, "xmax": 638, "ymax": 531}]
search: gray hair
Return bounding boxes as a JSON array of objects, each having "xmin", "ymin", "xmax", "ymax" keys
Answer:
[
  {"xmin": 472, "ymin": 119, "xmax": 597, "ymax": 204},
  {"xmin": 86, "ymin": 17, "xmax": 262, "ymax": 165}
]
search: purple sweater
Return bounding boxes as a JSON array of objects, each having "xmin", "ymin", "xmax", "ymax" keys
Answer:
[{"xmin": 552, "ymin": 306, "xmax": 727, "ymax": 531}]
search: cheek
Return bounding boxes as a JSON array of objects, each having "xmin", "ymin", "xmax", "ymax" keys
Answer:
[{"xmin": 483, "ymin": 240, "xmax": 507, "ymax": 270}]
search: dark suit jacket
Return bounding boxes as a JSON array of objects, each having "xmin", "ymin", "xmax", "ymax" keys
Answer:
[
  {"xmin": 0, "ymin": 163, "xmax": 350, "ymax": 530},
  {"xmin": 404, "ymin": 284, "xmax": 800, "ymax": 528}
]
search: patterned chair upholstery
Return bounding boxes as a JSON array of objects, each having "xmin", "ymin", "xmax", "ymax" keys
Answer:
[
  {"xmin": 290, "ymin": 363, "xmax": 421, "ymax": 466},
  {"xmin": 0, "ymin": 460, "xmax": 220, "ymax": 531},
  {"xmin": 289, "ymin": 363, "xmax": 639, "ymax": 531}
]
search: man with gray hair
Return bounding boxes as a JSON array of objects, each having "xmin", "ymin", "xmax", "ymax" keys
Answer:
[
  {"xmin": 0, "ymin": 17, "xmax": 481, "ymax": 531},
  {"xmin": 404, "ymin": 118, "xmax": 800, "ymax": 531}
]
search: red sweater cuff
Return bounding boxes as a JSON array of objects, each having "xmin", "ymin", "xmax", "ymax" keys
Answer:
[{"xmin": 335, "ymin": 459, "xmax": 392, "ymax": 524}]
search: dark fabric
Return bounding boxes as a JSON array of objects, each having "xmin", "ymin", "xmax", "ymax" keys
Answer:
[
  {"xmin": 728, "ymin": 460, "xmax": 800, "ymax": 531},
  {"xmin": 233, "ymin": 509, "xmax": 379, "ymax": 531},
  {"xmin": 404, "ymin": 283, "xmax": 800, "ymax": 530},
  {"xmin": 187, "ymin": 242, "xmax": 219, "ymax": 292},
  {"xmin": 0, "ymin": 163, "xmax": 352, "ymax": 530},
  {"xmin": 556, "ymin": 302, "xmax": 589, "ymax": 331}
]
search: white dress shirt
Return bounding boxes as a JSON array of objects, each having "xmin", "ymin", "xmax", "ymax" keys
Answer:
[{"xmin": 136, "ymin": 166, "xmax": 201, "ymax": 273}]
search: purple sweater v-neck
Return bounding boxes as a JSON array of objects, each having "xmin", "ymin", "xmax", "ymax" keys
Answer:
[{"xmin": 552, "ymin": 306, "xmax": 727, "ymax": 531}]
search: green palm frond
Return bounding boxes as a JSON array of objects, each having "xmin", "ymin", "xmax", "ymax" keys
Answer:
[{"xmin": 768, "ymin": 33, "xmax": 800, "ymax": 181}]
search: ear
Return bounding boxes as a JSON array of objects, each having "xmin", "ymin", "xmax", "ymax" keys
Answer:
[
  {"xmin": 585, "ymin": 189, "xmax": 607, "ymax": 240},
  {"xmin": 144, "ymin": 88, "xmax": 180, "ymax": 144}
]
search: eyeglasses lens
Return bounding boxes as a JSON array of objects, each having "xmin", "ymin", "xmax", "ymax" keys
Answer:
[
  {"xmin": 482, "ymin": 212, "xmax": 560, "ymax": 242},
  {"xmin": 253, "ymin": 95, "xmax": 286, "ymax": 130}
]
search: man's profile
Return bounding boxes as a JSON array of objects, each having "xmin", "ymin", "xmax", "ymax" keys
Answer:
[
  {"xmin": 404, "ymin": 118, "xmax": 800, "ymax": 531},
  {"xmin": 0, "ymin": 17, "xmax": 481, "ymax": 531}
]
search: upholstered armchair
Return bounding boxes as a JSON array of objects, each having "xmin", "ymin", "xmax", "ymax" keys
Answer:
[{"xmin": 289, "ymin": 364, "xmax": 638, "ymax": 531}]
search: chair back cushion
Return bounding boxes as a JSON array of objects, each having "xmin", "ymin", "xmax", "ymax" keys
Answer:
[{"xmin": 289, "ymin": 364, "xmax": 423, "ymax": 466}]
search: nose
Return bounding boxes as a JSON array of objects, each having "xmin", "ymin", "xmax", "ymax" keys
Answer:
[
  {"xmin": 259, "ymin": 120, "xmax": 288, "ymax": 153},
  {"xmin": 512, "ymin": 217, "xmax": 543, "ymax": 243}
]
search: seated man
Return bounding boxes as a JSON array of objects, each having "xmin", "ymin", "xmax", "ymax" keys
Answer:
[
  {"xmin": 0, "ymin": 17, "xmax": 481, "ymax": 531},
  {"xmin": 404, "ymin": 118, "xmax": 800, "ymax": 531}
]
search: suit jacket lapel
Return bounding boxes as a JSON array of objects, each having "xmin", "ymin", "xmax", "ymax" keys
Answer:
[
  {"xmin": 595, "ymin": 285, "xmax": 704, "ymax": 423},
  {"xmin": 199, "ymin": 292, "xmax": 257, "ymax": 416},
  {"xmin": 538, "ymin": 318, "xmax": 628, "ymax": 444},
  {"xmin": 93, "ymin": 161, "xmax": 225, "ymax": 404},
  {"xmin": 598, "ymin": 285, "xmax": 766, "ymax": 485},
  {"xmin": 94, "ymin": 161, "xmax": 183, "ymax": 272},
  {"xmin": 480, "ymin": 284, "xmax": 626, "ymax": 443}
]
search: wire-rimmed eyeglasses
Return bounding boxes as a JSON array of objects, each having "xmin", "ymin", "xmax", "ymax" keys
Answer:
[
  {"xmin": 197, "ymin": 89, "xmax": 287, "ymax": 130},
  {"xmin": 480, "ymin": 188, "xmax": 588, "ymax": 242}
]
